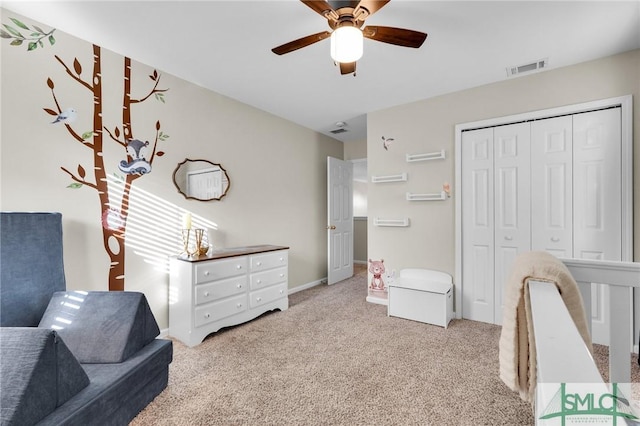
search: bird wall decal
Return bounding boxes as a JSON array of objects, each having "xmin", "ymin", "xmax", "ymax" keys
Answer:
[
  {"xmin": 382, "ymin": 136, "xmax": 395, "ymax": 150},
  {"xmin": 51, "ymin": 107, "xmax": 77, "ymax": 124}
]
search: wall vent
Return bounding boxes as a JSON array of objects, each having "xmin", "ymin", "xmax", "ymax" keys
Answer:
[
  {"xmin": 506, "ymin": 58, "xmax": 548, "ymax": 77},
  {"xmin": 330, "ymin": 128, "xmax": 348, "ymax": 134}
]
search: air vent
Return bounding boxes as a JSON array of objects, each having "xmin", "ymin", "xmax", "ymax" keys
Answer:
[
  {"xmin": 506, "ymin": 58, "xmax": 548, "ymax": 77},
  {"xmin": 330, "ymin": 128, "xmax": 348, "ymax": 134}
]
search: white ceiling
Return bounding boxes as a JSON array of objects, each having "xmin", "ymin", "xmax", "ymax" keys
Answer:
[{"xmin": 3, "ymin": 1, "xmax": 639, "ymax": 143}]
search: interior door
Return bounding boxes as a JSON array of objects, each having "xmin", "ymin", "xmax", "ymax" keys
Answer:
[
  {"xmin": 493, "ymin": 123, "xmax": 531, "ymax": 325},
  {"xmin": 531, "ymin": 116, "xmax": 573, "ymax": 257},
  {"xmin": 327, "ymin": 157, "xmax": 353, "ymax": 285},
  {"xmin": 573, "ymin": 108, "xmax": 622, "ymax": 346},
  {"xmin": 461, "ymin": 128, "xmax": 495, "ymax": 323}
]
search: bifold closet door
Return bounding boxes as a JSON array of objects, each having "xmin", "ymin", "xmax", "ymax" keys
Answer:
[
  {"xmin": 573, "ymin": 108, "xmax": 622, "ymax": 346},
  {"xmin": 462, "ymin": 127, "xmax": 495, "ymax": 324},
  {"xmin": 493, "ymin": 123, "xmax": 531, "ymax": 325},
  {"xmin": 531, "ymin": 116, "xmax": 573, "ymax": 257},
  {"xmin": 462, "ymin": 123, "xmax": 531, "ymax": 325}
]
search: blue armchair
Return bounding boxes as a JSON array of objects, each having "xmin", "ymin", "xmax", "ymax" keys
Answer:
[{"xmin": 0, "ymin": 212, "xmax": 172, "ymax": 425}]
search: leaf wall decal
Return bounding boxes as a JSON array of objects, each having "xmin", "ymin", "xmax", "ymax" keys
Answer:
[{"xmin": 73, "ymin": 58, "xmax": 82, "ymax": 75}]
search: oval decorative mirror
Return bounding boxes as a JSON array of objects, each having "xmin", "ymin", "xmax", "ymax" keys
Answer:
[{"xmin": 172, "ymin": 159, "xmax": 230, "ymax": 201}]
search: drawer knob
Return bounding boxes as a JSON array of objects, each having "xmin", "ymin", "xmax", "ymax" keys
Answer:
[
  {"xmin": 279, "ymin": 257, "xmax": 284, "ymax": 262},
  {"xmin": 279, "ymin": 273, "xmax": 284, "ymax": 277},
  {"xmin": 205, "ymin": 313, "xmax": 210, "ymax": 318},
  {"xmin": 256, "ymin": 261, "xmax": 262, "ymax": 266},
  {"xmin": 551, "ymin": 236, "xmax": 560, "ymax": 242},
  {"xmin": 236, "ymin": 303, "xmax": 242, "ymax": 309},
  {"xmin": 204, "ymin": 271, "xmax": 210, "ymax": 276},
  {"xmin": 204, "ymin": 291, "xmax": 210, "ymax": 297},
  {"xmin": 256, "ymin": 297, "xmax": 262, "ymax": 302},
  {"xmin": 279, "ymin": 290, "xmax": 284, "ymax": 294},
  {"xmin": 504, "ymin": 235, "xmax": 513, "ymax": 241},
  {"xmin": 257, "ymin": 279, "xmax": 262, "ymax": 284},
  {"xmin": 237, "ymin": 284, "xmax": 242, "ymax": 289},
  {"xmin": 236, "ymin": 265, "xmax": 242, "ymax": 270}
]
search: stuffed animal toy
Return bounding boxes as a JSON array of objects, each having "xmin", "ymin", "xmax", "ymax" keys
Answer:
[{"xmin": 368, "ymin": 259, "xmax": 385, "ymax": 291}]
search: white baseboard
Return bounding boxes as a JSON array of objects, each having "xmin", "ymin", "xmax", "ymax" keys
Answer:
[
  {"xmin": 159, "ymin": 328, "xmax": 169, "ymax": 338},
  {"xmin": 288, "ymin": 277, "xmax": 327, "ymax": 295},
  {"xmin": 354, "ymin": 260, "xmax": 367, "ymax": 265}
]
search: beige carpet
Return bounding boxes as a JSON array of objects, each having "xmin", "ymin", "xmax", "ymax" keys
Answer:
[{"xmin": 132, "ymin": 266, "xmax": 638, "ymax": 425}]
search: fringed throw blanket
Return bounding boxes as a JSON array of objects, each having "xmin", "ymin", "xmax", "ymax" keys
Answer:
[{"xmin": 498, "ymin": 251, "xmax": 592, "ymax": 403}]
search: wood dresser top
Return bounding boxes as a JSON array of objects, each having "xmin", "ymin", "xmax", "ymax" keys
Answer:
[{"xmin": 175, "ymin": 244, "xmax": 289, "ymax": 263}]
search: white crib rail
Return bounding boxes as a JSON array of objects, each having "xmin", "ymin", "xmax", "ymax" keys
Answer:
[
  {"xmin": 561, "ymin": 258, "xmax": 640, "ymax": 385},
  {"xmin": 530, "ymin": 280, "xmax": 603, "ymax": 384},
  {"xmin": 530, "ymin": 258, "xmax": 640, "ymax": 386}
]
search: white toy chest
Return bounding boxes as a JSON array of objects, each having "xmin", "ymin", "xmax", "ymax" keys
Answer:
[{"xmin": 387, "ymin": 268, "xmax": 453, "ymax": 328}]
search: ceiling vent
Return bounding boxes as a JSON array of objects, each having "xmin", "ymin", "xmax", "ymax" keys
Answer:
[
  {"xmin": 506, "ymin": 58, "xmax": 548, "ymax": 77},
  {"xmin": 330, "ymin": 128, "xmax": 348, "ymax": 134}
]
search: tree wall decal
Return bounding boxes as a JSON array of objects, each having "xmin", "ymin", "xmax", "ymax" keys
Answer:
[
  {"xmin": 4, "ymin": 17, "xmax": 170, "ymax": 291},
  {"xmin": 44, "ymin": 45, "xmax": 169, "ymax": 291}
]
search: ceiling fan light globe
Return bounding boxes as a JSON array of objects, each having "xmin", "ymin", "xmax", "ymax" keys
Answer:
[{"xmin": 330, "ymin": 26, "xmax": 363, "ymax": 63}]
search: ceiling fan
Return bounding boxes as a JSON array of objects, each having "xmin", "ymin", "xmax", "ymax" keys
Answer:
[{"xmin": 271, "ymin": 0, "xmax": 428, "ymax": 76}]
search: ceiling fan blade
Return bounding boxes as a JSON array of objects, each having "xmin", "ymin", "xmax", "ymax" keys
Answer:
[
  {"xmin": 339, "ymin": 61, "xmax": 356, "ymax": 75},
  {"xmin": 301, "ymin": 1, "xmax": 335, "ymax": 18},
  {"xmin": 272, "ymin": 31, "xmax": 332, "ymax": 55},
  {"xmin": 363, "ymin": 26, "xmax": 427, "ymax": 48},
  {"xmin": 354, "ymin": 0, "xmax": 390, "ymax": 18}
]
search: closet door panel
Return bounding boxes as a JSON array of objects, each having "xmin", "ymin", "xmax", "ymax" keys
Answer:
[
  {"xmin": 573, "ymin": 108, "xmax": 622, "ymax": 260},
  {"xmin": 574, "ymin": 108, "xmax": 622, "ymax": 346},
  {"xmin": 531, "ymin": 116, "xmax": 573, "ymax": 257},
  {"xmin": 462, "ymin": 128, "xmax": 495, "ymax": 324},
  {"xmin": 493, "ymin": 123, "xmax": 530, "ymax": 325}
]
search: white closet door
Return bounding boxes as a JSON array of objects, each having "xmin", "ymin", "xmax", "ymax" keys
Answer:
[
  {"xmin": 462, "ymin": 128, "xmax": 495, "ymax": 324},
  {"xmin": 573, "ymin": 108, "xmax": 622, "ymax": 345},
  {"xmin": 531, "ymin": 116, "xmax": 573, "ymax": 257},
  {"xmin": 493, "ymin": 123, "xmax": 531, "ymax": 325}
]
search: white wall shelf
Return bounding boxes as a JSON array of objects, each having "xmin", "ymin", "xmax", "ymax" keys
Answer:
[
  {"xmin": 371, "ymin": 173, "xmax": 407, "ymax": 183},
  {"xmin": 406, "ymin": 192, "xmax": 447, "ymax": 201},
  {"xmin": 406, "ymin": 150, "xmax": 446, "ymax": 163},
  {"xmin": 374, "ymin": 217, "xmax": 410, "ymax": 227}
]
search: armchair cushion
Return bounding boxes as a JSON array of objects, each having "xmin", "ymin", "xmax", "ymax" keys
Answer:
[
  {"xmin": 0, "ymin": 212, "xmax": 66, "ymax": 327},
  {"xmin": 39, "ymin": 291, "xmax": 160, "ymax": 363},
  {"xmin": 0, "ymin": 328, "xmax": 90, "ymax": 425}
]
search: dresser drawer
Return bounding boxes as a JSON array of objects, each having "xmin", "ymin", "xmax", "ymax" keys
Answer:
[
  {"xmin": 250, "ymin": 250, "xmax": 288, "ymax": 272},
  {"xmin": 195, "ymin": 257, "xmax": 248, "ymax": 284},
  {"xmin": 250, "ymin": 267, "xmax": 287, "ymax": 290},
  {"xmin": 250, "ymin": 283, "xmax": 287, "ymax": 309},
  {"xmin": 194, "ymin": 294, "xmax": 246, "ymax": 327},
  {"xmin": 195, "ymin": 276, "xmax": 247, "ymax": 306}
]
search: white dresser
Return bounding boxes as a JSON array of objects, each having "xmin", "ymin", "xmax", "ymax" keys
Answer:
[{"xmin": 169, "ymin": 245, "xmax": 289, "ymax": 347}]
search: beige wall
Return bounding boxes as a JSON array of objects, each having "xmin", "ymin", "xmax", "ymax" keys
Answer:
[
  {"xmin": 344, "ymin": 138, "xmax": 367, "ymax": 160},
  {"xmin": 0, "ymin": 10, "xmax": 343, "ymax": 329},
  {"xmin": 353, "ymin": 218, "xmax": 368, "ymax": 263},
  {"xmin": 367, "ymin": 49, "xmax": 640, "ymax": 288}
]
